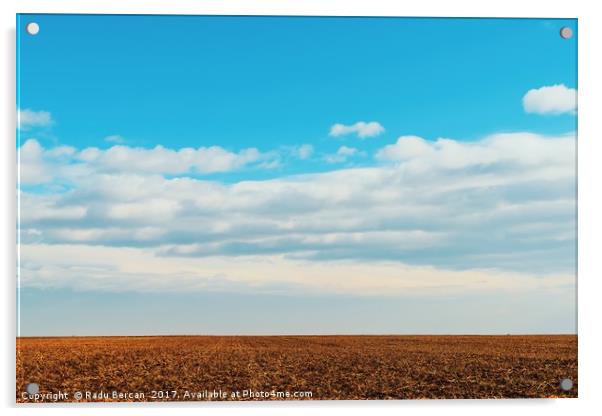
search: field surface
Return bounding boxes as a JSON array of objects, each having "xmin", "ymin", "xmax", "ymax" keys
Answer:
[{"xmin": 17, "ymin": 335, "xmax": 577, "ymax": 402}]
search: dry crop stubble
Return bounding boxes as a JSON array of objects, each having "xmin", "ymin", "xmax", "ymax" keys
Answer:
[{"xmin": 17, "ymin": 335, "xmax": 577, "ymax": 402}]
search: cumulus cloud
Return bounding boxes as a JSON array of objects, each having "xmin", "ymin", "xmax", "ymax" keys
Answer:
[
  {"xmin": 18, "ymin": 139, "xmax": 47, "ymax": 184},
  {"xmin": 329, "ymin": 121, "xmax": 385, "ymax": 138},
  {"xmin": 324, "ymin": 146, "xmax": 361, "ymax": 163},
  {"xmin": 18, "ymin": 131, "xmax": 576, "ymax": 297},
  {"xmin": 18, "ymin": 109, "xmax": 53, "ymax": 129},
  {"xmin": 82, "ymin": 144, "xmax": 263, "ymax": 175},
  {"xmin": 18, "ymin": 140, "xmax": 272, "ymax": 184},
  {"xmin": 522, "ymin": 84, "xmax": 577, "ymax": 115},
  {"xmin": 376, "ymin": 133, "xmax": 574, "ymax": 173}
]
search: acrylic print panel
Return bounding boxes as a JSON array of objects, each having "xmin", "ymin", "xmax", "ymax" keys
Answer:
[{"xmin": 16, "ymin": 14, "xmax": 577, "ymax": 402}]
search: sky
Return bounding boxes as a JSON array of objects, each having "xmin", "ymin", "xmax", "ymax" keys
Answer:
[{"xmin": 16, "ymin": 15, "xmax": 577, "ymax": 336}]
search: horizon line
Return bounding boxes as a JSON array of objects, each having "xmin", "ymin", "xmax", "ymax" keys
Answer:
[{"xmin": 16, "ymin": 333, "xmax": 578, "ymax": 338}]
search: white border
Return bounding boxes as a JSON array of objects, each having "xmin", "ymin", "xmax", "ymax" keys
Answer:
[
  {"xmin": 2, "ymin": 1, "xmax": 601, "ymax": 415},
  {"xmin": 4, "ymin": 0, "xmax": 587, "ymax": 17}
]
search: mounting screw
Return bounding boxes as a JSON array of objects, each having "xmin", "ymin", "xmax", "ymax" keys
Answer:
[{"xmin": 560, "ymin": 27, "xmax": 573, "ymax": 40}]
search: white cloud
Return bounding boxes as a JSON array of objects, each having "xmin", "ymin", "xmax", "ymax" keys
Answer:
[
  {"xmin": 375, "ymin": 135, "xmax": 433, "ymax": 161},
  {"xmin": 18, "ymin": 140, "xmax": 272, "ymax": 184},
  {"xmin": 105, "ymin": 134, "xmax": 125, "ymax": 144},
  {"xmin": 18, "ymin": 139, "xmax": 47, "ymax": 184},
  {"xmin": 89, "ymin": 145, "xmax": 263, "ymax": 174},
  {"xmin": 522, "ymin": 84, "xmax": 577, "ymax": 115},
  {"xmin": 20, "ymin": 243, "xmax": 573, "ymax": 296},
  {"xmin": 324, "ymin": 146, "xmax": 361, "ymax": 163},
  {"xmin": 79, "ymin": 147, "xmax": 102, "ymax": 162},
  {"xmin": 337, "ymin": 146, "xmax": 358, "ymax": 157},
  {"xmin": 19, "ymin": 131, "xmax": 576, "ymax": 297},
  {"xmin": 18, "ymin": 109, "xmax": 53, "ymax": 129},
  {"xmin": 376, "ymin": 133, "xmax": 574, "ymax": 173},
  {"xmin": 329, "ymin": 121, "xmax": 385, "ymax": 138},
  {"xmin": 46, "ymin": 145, "xmax": 76, "ymax": 158},
  {"xmin": 293, "ymin": 144, "xmax": 314, "ymax": 160}
]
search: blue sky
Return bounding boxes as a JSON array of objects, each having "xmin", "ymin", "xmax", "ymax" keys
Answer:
[{"xmin": 17, "ymin": 15, "xmax": 577, "ymax": 335}]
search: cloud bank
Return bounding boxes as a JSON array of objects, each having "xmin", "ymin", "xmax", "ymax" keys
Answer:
[
  {"xmin": 18, "ymin": 131, "xmax": 576, "ymax": 295},
  {"xmin": 21, "ymin": 243, "xmax": 573, "ymax": 296},
  {"xmin": 19, "ymin": 140, "xmax": 272, "ymax": 184}
]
